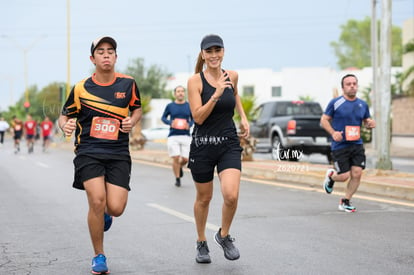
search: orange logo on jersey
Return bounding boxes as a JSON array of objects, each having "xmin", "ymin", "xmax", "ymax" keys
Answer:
[{"xmin": 114, "ymin": 92, "xmax": 126, "ymax": 99}]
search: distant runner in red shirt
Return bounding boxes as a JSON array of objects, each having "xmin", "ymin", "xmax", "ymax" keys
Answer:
[
  {"xmin": 24, "ymin": 114, "xmax": 37, "ymax": 153},
  {"xmin": 40, "ymin": 116, "xmax": 54, "ymax": 152}
]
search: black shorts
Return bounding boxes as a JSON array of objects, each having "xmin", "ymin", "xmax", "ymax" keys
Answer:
[
  {"xmin": 332, "ymin": 144, "xmax": 366, "ymax": 174},
  {"xmin": 188, "ymin": 139, "xmax": 242, "ymax": 183},
  {"xmin": 73, "ymin": 154, "xmax": 131, "ymax": 191},
  {"xmin": 14, "ymin": 131, "xmax": 22, "ymax": 140}
]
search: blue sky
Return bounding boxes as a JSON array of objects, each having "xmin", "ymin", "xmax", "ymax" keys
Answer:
[{"xmin": 0, "ymin": 0, "xmax": 413, "ymax": 111}]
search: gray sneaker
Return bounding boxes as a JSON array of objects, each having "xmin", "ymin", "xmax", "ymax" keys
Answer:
[
  {"xmin": 195, "ymin": 241, "xmax": 211, "ymax": 264},
  {"xmin": 214, "ymin": 228, "xmax": 240, "ymax": 260}
]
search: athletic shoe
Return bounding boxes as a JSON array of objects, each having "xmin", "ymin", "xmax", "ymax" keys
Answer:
[
  {"xmin": 195, "ymin": 241, "xmax": 211, "ymax": 264},
  {"xmin": 214, "ymin": 228, "xmax": 240, "ymax": 261},
  {"xmin": 323, "ymin": 168, "xmax": 336, "ymax": 194},
  {"xmin": 338, "ymin": 198, "xmax": 356, "ymax": 213},
  {"xmin": 175, "ymin": 178, "xmax": 181, "ymax": 187},
  {"xmin": 91, "ymin": 254, "xmax": 109, "ymax": 274},
  {"xmin": 104, "ymin": 213, "xmax": 112, "ymax": 232},
  {"xmin": 179, "ymin": 167, "xmax": 183, "ymax": 178}
]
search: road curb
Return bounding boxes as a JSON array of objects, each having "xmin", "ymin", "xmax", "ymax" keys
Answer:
[{"xmin": 131, "ymin": 150, "xmax": 414, "ymax": 202}]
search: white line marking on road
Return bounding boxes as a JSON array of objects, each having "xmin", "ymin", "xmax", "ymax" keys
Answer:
[
  {"xmin": 242, "ymin": 176, "xmax": 414, "ymax": 208},
  {"xmin": 135, "ymin": 161, "xmax": 414, "ymax": 209},
  {"xmin": 35, "ymin": 162, "xmax": 49, "ymax": 168},
  {"xmin": 147, "ymin": 203, "xmax": 219, "ymax": 232}
]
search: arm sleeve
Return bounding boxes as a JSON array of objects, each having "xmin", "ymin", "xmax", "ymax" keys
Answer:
[
  {"xmin": 161, "ymin": 104, "xmax": 171, "ymax": 125},
  {"xmin": 129, "ymin": 80, "xmax": 142, "ymax": 111},
  {"xmin": 61, "ymin": 85, "xmax": 79, "ymax": 118},
  {"xmin": 324, "ymin": 99, "xmax": 334, "ymax": 117}
]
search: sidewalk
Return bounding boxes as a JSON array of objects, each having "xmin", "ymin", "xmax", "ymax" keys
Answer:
[
  {"xmin": 130, "ymin": 138, "xmax": 414, "ymax": 203},
  {"xmin": 54, "ymin": 136, "xmax": 414, "ymax": 202}
]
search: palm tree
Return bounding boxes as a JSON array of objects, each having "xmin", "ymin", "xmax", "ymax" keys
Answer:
[
  {"xmin": 234, "ymin": 95, "xmax": 257, "ymax": 161},
  {"xmin": 401, "ymin": 39, "xmax": 414, "ymax": 96}
]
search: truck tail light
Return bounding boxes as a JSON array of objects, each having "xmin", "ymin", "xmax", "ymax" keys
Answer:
[{"xmin": 287, "ymin": 120, "xmax": 296, "ymax": 135}]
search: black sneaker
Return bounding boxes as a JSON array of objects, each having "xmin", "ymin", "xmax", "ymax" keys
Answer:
[
  {"xmin": 179, "ymin": 167, "xmax": 183, "ymax": 178},
  {"xmin": 323, "ymin": 169, "xmax": 336, "ymax": 194},
  {"xmin": 175, "ymin": 178, "xmax": 181, "ymax": 187},
  {"xmin": 196, "ymin": 241, "xmax": 211, "ymax": 264},
  {"xmin": 338, "ymin": 198, "xmax": 356, "ymax": 212},
  {"xmin": 214, "ymin": 228, "xmax": 240, "ymax": 260}
]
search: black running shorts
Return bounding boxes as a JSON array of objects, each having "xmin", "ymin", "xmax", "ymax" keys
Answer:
[
  {"xmin": 73, "ymin": 154, "xmax": 131, "ymax": 191},
  {"xmin": 332, "ymin": 144, "xmax": 366, "ymax": 174},
  {"xmin": 188, "ymin": 139, "xmax": 242, "ymax": 183}
]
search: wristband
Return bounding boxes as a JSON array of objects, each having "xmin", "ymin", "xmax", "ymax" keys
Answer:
[{"xmin": 211, "ymin": 95, "xmax": 219, "ymax": 102}]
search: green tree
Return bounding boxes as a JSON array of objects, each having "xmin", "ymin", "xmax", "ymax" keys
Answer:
[
  {"xmin": 6, "ymin": 83, "xmax": 63, "ymax": 123},
  {"xmin": 401, "ymin": 39, "xmax": 414, "ymax": 96},
  {"xmin": 331, "ymin": 17, "xmax": 402, "ymax": 69},
  {"xmin": 298, "ymin": 95, "xmax": 315, "ymax": 102},
  {"xmin": 124, "ymin": 58, "xmax": 172, "ymax": 98},
  {"xmin": 233, "ymin": 95, "xmax": 256, "ymax": 123},
  {"xmin": 123, "ymin": 58, "xmax": 172, "ymax": 149},
  {"xmin": 233, "ymin": 95, "xmax": 257, "ymax": 161}
]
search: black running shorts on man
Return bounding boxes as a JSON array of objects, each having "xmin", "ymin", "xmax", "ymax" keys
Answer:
[{"xmin": 332, "ymin": 144, "xmax": 366, "ymax": 174}]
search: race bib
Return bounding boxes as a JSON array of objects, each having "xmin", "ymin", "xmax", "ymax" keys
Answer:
[
  {"xmin": 345, "ymin": 125, "xmax": 360, "ymax": 141},
  {"xmin": 172, "ymin": 118, "xmax": 188, "ymax": 130},
  {"xmin": 90, "ymin": 117, "xmax": 120, "ymax": 140}
]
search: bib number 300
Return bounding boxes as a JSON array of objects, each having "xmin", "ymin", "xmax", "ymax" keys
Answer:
[{"xmin": 90, "ymin": 117, "xmax": 120, "ymax": 140}]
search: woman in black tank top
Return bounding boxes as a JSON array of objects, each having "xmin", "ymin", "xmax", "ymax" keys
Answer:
[{"xmin": 187, "ymin": 34, "xmax": 250, "ymax": 263}]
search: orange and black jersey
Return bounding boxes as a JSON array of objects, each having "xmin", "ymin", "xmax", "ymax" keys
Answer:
[{"xmin": 62, "ymin": 72, "xmax": 141, "ymax": 156}]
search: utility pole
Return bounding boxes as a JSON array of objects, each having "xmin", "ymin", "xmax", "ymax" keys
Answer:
[
  {"xmin": 66, "ymin": 0, "xmax": 71, "ymax": 98},
  {"xmin": 376, "ymin": 0, "xmax": 393, "ymax": 170},
  {"xmin": 371, "ymin": 0, "xmax": 378, "ymax": 152}
]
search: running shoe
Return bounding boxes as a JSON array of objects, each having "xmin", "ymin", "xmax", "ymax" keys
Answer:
[
  {"xmin": 91, "ymin": 254, "xmax": 109, "ymax": 274},
  {"xmin": 323, "ymin": 168, "xmax": 336, "ymax": 194},
  {"xmin": 179, "ymin": 167, "xmax": 183, "ymax": 178},
  {"xmin": 214, "ymin": 228, "xmax": 240, "ymax": 261},
  {"xmin": 338, "ymin": 198, "xmax": 356, "ymax": 213},
  {"xmin": 195, "ymin": 241, "xmax": 211, "ymax": 264},
  {"xmin": 104, "ymin": 213, "xmax": 112, "ymax": 232},
  {"xmin": 175, "ymin": 178, "xmax": 181, "ymax": 187}
]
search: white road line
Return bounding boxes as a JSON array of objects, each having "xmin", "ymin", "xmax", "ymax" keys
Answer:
[
  {"xmin": 136, "ymin": 161, "xmax": 414, "ymax": 209},
  {"xmin": 147, "ymin": 203, "xmax": 219, "ymax": 232},
  {"xmin": 35, "ymin": 161, "xmax": 49, "ymax": 168},
  {"xmin": 243, "ymin": 176, "xmax": 414, "ymax": 208}
]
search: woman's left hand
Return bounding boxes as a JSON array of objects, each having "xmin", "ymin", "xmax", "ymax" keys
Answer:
[{"xmin": 239, "ymin": 118, "xmax": 250, "ymax": 138}]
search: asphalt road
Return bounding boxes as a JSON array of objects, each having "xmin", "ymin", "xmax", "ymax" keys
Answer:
[{"xmin": 1, "ymin": 141, "xmax": 414, "ymax": 274}]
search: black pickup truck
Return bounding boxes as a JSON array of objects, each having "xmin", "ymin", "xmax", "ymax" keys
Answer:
[{"xmin": 250, "ymin": 100, "xmax": 332, "ymax": 162}]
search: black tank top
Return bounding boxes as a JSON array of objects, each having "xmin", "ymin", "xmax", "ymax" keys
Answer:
[{"xmin": 192, "ymin": 71, "xmax": 237, "ymax": 141}]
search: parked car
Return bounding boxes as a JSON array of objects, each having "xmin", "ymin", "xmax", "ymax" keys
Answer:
[
  {"xmin": 250, "ymin": 100, "xmax": 332, "ymax": 162},
  {"xmin": 141, "ymin": 127, "xmax": 169, "ymax": 141}
]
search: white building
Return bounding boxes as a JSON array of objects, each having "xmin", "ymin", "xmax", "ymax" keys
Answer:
[{"xmin": 165, "ymin": 66, "xmax": 402, "ymax": 111}]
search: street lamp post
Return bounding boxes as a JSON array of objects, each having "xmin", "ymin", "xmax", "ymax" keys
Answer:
[{"xmin": 1, "ymin": 35, "xmax": 45, "ymax": 112}]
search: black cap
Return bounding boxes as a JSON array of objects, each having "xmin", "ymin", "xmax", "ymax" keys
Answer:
[
  {"xmin": 90, "ymin": 36, "xmax": 117, "ymax": 55},
  {"xmin": 200, "ymin": 34, "xmax": 224, "ymax": 50}
]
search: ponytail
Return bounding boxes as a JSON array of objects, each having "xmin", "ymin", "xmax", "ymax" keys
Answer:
[{"xmin": 194, "ymin": 52, "xmax": 204, "ymax": 74}]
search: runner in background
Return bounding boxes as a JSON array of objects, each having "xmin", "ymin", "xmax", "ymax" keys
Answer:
[
  {"xmin": 24, "ymin": 114, "xmax": 36, "ymax": 153},
  {"xmin": 161, "ymin": 85, "xmax": 193, "ymax": 187},
  {"xmin": 40, "ymin": 116, "xmax": 54, "ymax": 152}
]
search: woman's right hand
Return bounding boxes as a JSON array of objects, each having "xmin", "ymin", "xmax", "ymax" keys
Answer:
[{"xmin": 215, "ymin": 70, "xmax": 233, "ymax": 97}]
